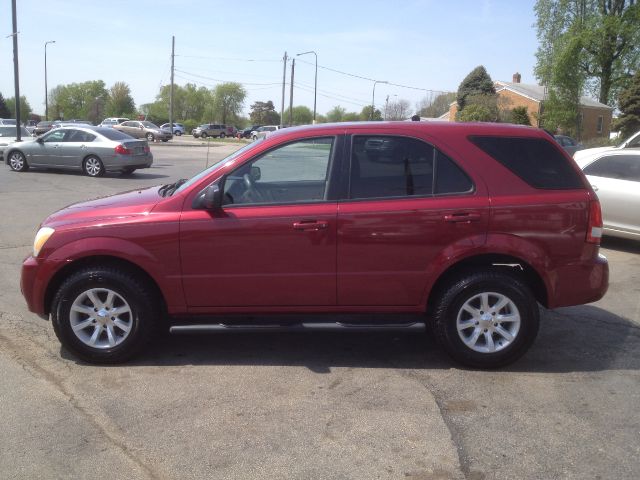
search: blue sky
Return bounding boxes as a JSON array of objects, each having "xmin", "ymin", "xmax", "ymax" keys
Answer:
[{"xmin": 0, "ymin": 0, "xmax": 539, "ymax": 118}]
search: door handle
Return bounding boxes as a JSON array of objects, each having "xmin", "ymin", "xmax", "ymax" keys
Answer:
[
  {"xmin": 293, "ymin": 220, "xmax": 329, "ymax": 231},
  {"xmin": 443, "ymin": 212, "xmax": 481, "ymax": 223}
]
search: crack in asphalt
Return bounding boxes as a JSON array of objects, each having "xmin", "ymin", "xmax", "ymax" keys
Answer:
[{"xmin": 0, "ymin": 324, "xmax": 161, "ymax": 480}]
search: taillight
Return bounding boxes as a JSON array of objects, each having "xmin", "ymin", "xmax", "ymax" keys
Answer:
[
  {"xmin": 144, "ymin": 145, "xmax": 150, "ymax": 153},
  {"xmin": 115, "ymin": 144, "xmax": 131, "ymax": 155},
  {"xmin": 586, "ymin": 199, "xmax": 603, "ymax": 244}
]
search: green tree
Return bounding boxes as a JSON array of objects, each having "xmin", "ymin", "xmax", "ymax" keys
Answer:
[
  {"xmin": 359, "ymin": 105, "xmax": 382, "ymax": 121},
  {"xmin": 49, "ymin": 80, "xmax": 108, "ymax": 122},
  {"xmin": 342, "ymin": 112, "xmax": 360, "ymax": 121},
  {"xmin": 457, "ymin": 104, "xmax": 494, "ymax": 122},
  {"xmin": 616, "ymin": 70, "xmax": 640, "ymax": 138},
  {"xmin": 509, "ymin": 106, "xmax": 532, "ymax": 125},
  {"xmin": 212, "ymin": 82, "xmax": 246, "ymax": 125},
  {"xmin": 6, "ymin": 96, "xmax": 33, "ymax": 123},
  {"xmin": 105, "ymin": 82, "xmax": 136, "ymax": 117},
  {"xmin": 326, "ymin": 106, "xmax": 346, "ymax": 122},
  {"xmin": 249, "ymin": 101, "xmax": 280, "ymax": 125},
  {"xmin": 0, "ymin": 92, "xmax": 10, "ymax": 118},
  {"xmin": 535, "ymin": 0, "xmax": 640, "ymax": 106},
  {"xmin": 456, "ymin": 66, "xmax": 496, "ymax": 111},
  {"xmin": 282, "ymin": 105, "xmax": 313, "ymax": 125},
  {"xmin": 416, "ymin": 92, "xmax": 456, "ymax": 118}
]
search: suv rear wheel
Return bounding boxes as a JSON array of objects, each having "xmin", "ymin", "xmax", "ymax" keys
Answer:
[
  {"xmin": 51, "ymin": 267, "xmax": 156, "ymax": 363},
  {"xmin": 431, "ymin": 270, "xmax": 539, "ymax": 368},
  {"xmin": 219, "ymin": 132, "xmax": 226, "ymax": 138}
]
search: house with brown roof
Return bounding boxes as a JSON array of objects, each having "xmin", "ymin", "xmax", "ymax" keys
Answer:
[{"xmin": 445, "ymin": 73, "xmax": 613, "ymax": 141}]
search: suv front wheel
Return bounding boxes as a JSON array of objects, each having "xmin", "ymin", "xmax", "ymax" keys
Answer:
[
  {"xmin": 51, "ymin": 267, "xmax": 157, "ymax": 363},
  {"xmin": 431, "ymin": 270, "xmax": 539, "ymax": 368}
]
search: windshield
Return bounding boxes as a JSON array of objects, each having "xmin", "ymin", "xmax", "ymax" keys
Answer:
[
  {"xmin": 173, "ymin": 141, "xmax": 262, "ymax": 195},
  {"xmin": 142, "ymin": 121, "xmax": 159, "ymax": 129},
  {"xmin": 618, "ymin": 131, "xmax": 640, "ymax": 148}
]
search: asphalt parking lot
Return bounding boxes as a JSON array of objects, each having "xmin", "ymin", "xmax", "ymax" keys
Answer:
[{"xmin": 0, "ymin": 140, "xmax": 639, "ymax": 479}]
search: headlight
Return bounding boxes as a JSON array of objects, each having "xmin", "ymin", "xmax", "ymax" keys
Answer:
[{"xmin": 33, "ymin": 227, "xmax": 55, "ymax": 256}]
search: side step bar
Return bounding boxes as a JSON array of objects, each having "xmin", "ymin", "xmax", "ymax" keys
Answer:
[{"xmin": 170, "ymin": 322, "xmax": 426, "ymax": 334}]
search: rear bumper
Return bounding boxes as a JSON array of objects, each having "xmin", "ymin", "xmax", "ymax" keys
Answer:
[{"xmin": 547, "ymin": 253, "xmax": 609, "ymax": 308}]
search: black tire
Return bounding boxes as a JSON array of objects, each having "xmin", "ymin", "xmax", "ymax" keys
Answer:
[
  {"xmin": 120, "ymin": 167, "xmax": 136, "ymax": 175},
  {"xmin": 146, "ymin": 133, "xmax": 155, "ymax": 142},
  {"xmin": 8, "ymin": 150, "xmax": 29, "ymax": 172},
  {"xmin": 162, "ymin": 139, "xmax": 169, "ymax": 142},
  {"xmin": 219, "ymin": 132, "xmax": 226, "ymax": 138},
  {"xmin": 51, "ymin": 267, "xmax": 157, "ymax": 364},
  {"xmin": 83, "ymin": 155, "xmax": 105, "ymax": 177},
  {"xmin": 431, "ymin": 270, "xmax": 539, "ymax": 369},
  {"xmin": 200, "ymin": 132, "xmax": 208, "ymax": 139}
]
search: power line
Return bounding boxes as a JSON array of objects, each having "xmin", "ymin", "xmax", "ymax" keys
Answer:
[
  {"xmin": 175, "ymin": 68, "xmax": 281, "ymax": 86},
  {"xmin": 175, "ymin": 54, "xmax": 280, "ymax": 63}
]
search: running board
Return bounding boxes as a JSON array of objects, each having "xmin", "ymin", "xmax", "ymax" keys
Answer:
[{"xmin": 169, "ymin": 322, "xmax": 426, "ymax": 334}]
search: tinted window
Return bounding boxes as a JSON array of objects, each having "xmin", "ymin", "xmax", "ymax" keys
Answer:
[
  {"xmin": 584, "ymin": 155, "xmax": 640, "ymax": 182},
  {"xmin": 470, "ymin": 136, "xmax": 583, "ymax": 189},
  {"xmin": 43, "ymin": 130, "xmax": 66, "ymax": 143},
  {"xmin": 224, "ymin": 137, "xmax": 334, "ymax": 205},
  {"xmin": 349, "ymin": 136, "xmax": 472, "ymax": 199},
  {"xmin": 66, "ymin": 130, "xmax": 96, "ymax": 142},
  {"xmin": 98, "ymin": 128, "xmax": 133, "ymax": 140}
]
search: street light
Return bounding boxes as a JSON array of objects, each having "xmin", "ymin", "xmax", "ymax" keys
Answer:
[
  {"xmin": 371, "ymin": 80, "xmax": 388, "ymax": 120},
  {"xmin": 296, "ymin": 51, "xmax": 317, "ymax": 124},
  {"xmin": 44, "ymin": 40, "xmax": 55, "ymax": 121}
]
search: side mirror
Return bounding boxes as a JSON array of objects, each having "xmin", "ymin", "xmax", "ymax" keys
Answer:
[
  {"xmin": 139, "ymin": 125, "xmax": 144, "ymax": 130},
  {"xmin": 250, "ymin": 166, "xmax": 261, "ymax": 182},
  {"xmin": 36, "ymin": 137, "xmax": 44, "ymax": 143},
  {"xmin": 193, "ymin": 182, "xmax": 223, "ymax": 210}
]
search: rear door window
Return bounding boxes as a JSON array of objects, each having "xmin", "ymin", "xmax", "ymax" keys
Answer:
[
  {"xmin": 470, "ymin": 136, "xmax": 583, "ymax": 189},
  {"xmin": 348, "ymin": 135, "xmax": 473, "ymax": 199}
]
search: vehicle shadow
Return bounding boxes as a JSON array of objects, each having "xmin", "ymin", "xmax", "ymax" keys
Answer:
[
  {"xmin": 64, "ymin": 305, "xmax": 640, "ymax": 373},
  {"xmin": 601, "ymin": 236, "xmax": 640, "ymax": 254},
  {"xmin": 22, "ymin": 168, "xmax": 170, "ymax": 180}
]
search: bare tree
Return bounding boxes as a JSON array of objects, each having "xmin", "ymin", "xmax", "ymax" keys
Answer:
[{"xmin": 386, "ymin": 98, "xmax": 412, "ymax": 120}]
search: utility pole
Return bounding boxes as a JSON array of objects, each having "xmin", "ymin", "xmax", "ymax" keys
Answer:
[
  {"xmin": 11, "ymin": 0, "xmax": 21, "ymax": 141},
  {"xmin": 288, "ymin": 58, "xmax": 295, "ymax": 126},
  {"xmin": 44, "ymin": 40, "xmax": 55, "ymax": 121},
  {"xmin": 280, "ymin": 52, "xmax": 287, "ymax": 127},
  {"xmin": 170, "ymin": 36, "xmax": 175, "ymax": 138}
]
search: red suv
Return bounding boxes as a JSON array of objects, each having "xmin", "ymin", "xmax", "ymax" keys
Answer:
[{"xmin": 21, "ymin": 122, "xmax": 608, "ymax": 367}]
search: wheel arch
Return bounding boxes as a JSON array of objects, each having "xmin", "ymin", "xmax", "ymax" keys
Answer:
[
  {"xmin": 425, "ymin": 253, "xmax": 548, "ymax": 314},
  {"xmin": 44, "ymin": 255, "xmax": 167, "ymax": 318},
  {"xmin": 5, "ymin": 147, "xmax": 24, "ymax": 165}
]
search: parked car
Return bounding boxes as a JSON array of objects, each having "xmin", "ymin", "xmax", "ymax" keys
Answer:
[
  {"xmin": 0, "ymin": 118, "xmax": 17, "ymax": 126},
  {"xmin": 19, "ymin": 122, "xmax": 608, "ymax": 367},
  {"xmin": 113, "ymin": 120, "xmax": 172, "ymax": 142},
  {"xmin": 225, "ymin": 125, "xmax": 237, "ymax": 137},
  {"xmin": 51, "ymin": 121, "xmax": 93, "ymax": 129},
  {"xmin": 574, "ymin": 129, "xmax": 640, "ymax": 160},
  {"xmin": 34, "ymin": 121, "xmax": 55, "ymax": 136},
  {"xmin": 160, "ymin": 123, "xmax": 185, "ymax": 136},
  {"xmin": 238, "ymin": 125, "xmax": 262, "ymax": 139},
  {"xmin": 0, "ymin": 125, "xmax": 31, "ymax": 157},
  {"xmin": 4, "ymin": 126, "xmax": 152, "ymax": 177},
  {"xmin": 574, "ymin": 149, "xmax": 640, "ymax": 240},
  {"xmin": 191, "ymin": 123, "xmax": 229, "ymax": 138},
  {"xmin": 554, "ymin": 135, "xmax": 582, "ymax": 156},
  {"xmin": 99, "ymin": 118, "xmax": 129, "ymax": 128},
  {"xmin": 251, "ymin": 125, "xmax": 279, "ymax": 140}
]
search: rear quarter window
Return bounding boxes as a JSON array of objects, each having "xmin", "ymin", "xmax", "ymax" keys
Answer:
[{"xmin": 469, "ymin": 136, "xmax": 583, "ymax": 189}]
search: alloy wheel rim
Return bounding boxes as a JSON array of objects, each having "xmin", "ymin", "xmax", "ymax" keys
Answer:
[
  {"xmin": 10, "ymin": 153, "xmax": 23, "ymax": 170},
  {"xmin": 456, "ymin": 292, "xmax": 521, "ymax": 353},
  {"xmin": 85, "ymin": 158, "xmax": 101, "ymax": 176},
  {"xmin": 69, "ymin": 288, "xmax": 133, "ymax": 349}
]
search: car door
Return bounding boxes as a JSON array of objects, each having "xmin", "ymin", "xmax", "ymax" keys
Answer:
[
  {"xmin": 180, "ymin": 136, "xmax": 342, "ymax": 308},
  {"xmin": 337, "ymin": 134, "xmax": 489, "ymax": 306},
  {"xmin": 59, "ymin": 129, "xmax": 96, "ymax": 168},
  {"xmin": 29, "ymin": 129, "xmax": 67, "ymax": 167},
  {"xmin": 583, "ymin": 154, "xmax": 640, "ymax": 235}
]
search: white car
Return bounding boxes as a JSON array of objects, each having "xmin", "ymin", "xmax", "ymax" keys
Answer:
[
  {"xmin": 574, "ymin": 130, "xmax": 640, "ymax": 161},
  {"xmin": 160, "ymin": 123, "xmax": 185, "ymax": 136},
  {"xmin": 251, "ymin": 125, "xmax": 280, "ymax": 141},
  {"xmin": 575, "ymin": 149, "xmax": 640, "ymax": 240},
  {"xmin": 0, "ymin": 125, "xmax": 31, "ymax": 157}
]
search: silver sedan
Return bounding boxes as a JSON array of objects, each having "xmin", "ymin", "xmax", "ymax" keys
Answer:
[
  {"xmin": 3, "ymin": 126, "xmax": 153, "ymax": 177},
  {"xmin": 575, "ymin": 150, "xmax": 640, "ymax": 240}
]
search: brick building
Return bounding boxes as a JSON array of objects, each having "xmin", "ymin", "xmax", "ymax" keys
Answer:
[{"xmin": 445, "ymin": 73, "xmax": 613, "ymax": 141}]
